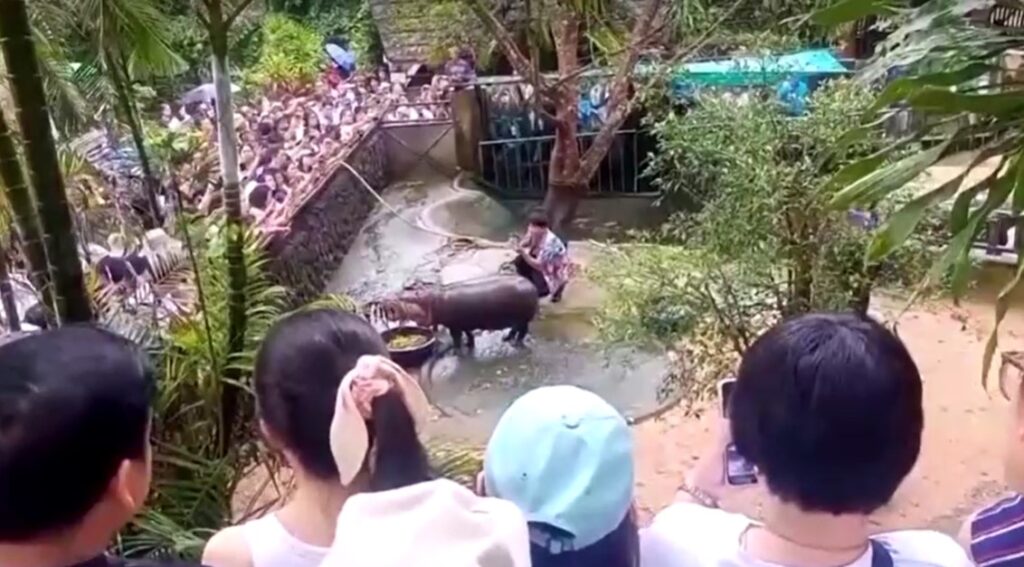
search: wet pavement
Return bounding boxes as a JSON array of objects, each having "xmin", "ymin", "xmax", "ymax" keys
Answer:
[{"xmin": 326, "ymin": 175, "xmax": 678, "ymax": 442}]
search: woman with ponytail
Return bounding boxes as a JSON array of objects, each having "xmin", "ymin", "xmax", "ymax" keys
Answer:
[{"xmin": 202, "ymin": 309, "xmax": 433, "ymax": 567}]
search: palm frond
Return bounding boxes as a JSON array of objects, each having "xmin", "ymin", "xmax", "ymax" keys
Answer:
[{"xmin": 427, "ymin": 440, "xmax": 484, "ymax": 490}]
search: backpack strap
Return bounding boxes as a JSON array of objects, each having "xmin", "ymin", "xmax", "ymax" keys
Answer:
[{"xmin": 870, "ymin": 539, "xmax": 894, "ymax": 567}]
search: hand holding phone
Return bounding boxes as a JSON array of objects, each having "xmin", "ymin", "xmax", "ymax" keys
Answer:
[{"xmin": 717, "ymin": 378, "xmax": 758, "ymax": 486}]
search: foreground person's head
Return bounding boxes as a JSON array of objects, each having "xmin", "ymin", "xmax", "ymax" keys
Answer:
[
  {"xmin": 0, "ymin": 327, "xmax": 154, "ymax": 553},
  {"xmin": 254, "ymin": 309, "xmax": 431, "ymax": 491},
  {"xmin": 731, "ymin": 312, "xmax": 923, "ymax": 516},
  {"xmin": 484, "ymin": 386, "xmax": 638, "ymax": 567}
]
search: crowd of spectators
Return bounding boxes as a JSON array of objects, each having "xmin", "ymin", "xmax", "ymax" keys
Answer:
[{"xmin": 159, "ymin": 71, "xmax": 454, "ymax": 233}]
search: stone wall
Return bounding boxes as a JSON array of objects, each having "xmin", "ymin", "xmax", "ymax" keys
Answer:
[{"xmin": 267, "ymin": 131, "xmax": 388, "ymax": 305}]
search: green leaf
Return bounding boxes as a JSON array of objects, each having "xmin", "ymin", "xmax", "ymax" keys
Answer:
[
  {"xmin": 811, "ymin": 0, "xmax": 898, "ymax": 27},
  {"xmin": 934, "ymin": 172, "xmax": 1016, "ymax": 297},
  {"xmin": 867, "ymin": 174, "xmax": 964, "ymax": 262},
  {"xmin": 982, "ymin": 157, "xmax": 1024, "ymax": 389},
  {"xmin": 874, "ymin": 63, "xmax": 993, "ymax": 109},
  {"xmin": 830, "ymin": 138, "xmax": 952, "ymax": 209},
  {"xmin": 908, "ymin": 88, "xmax": 1024, "ymax": 118}
]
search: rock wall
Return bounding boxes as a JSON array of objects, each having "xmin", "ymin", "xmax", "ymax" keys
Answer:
[{"xmin": 267, "ymin": 131, "xmax": 388, "ymax": 305}]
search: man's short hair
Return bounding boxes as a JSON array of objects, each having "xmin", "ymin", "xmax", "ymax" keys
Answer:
[
  {"xmin": 730, "ymin": 312, "xmax": 923, "ymax": 515},
  {"xmin": 0, "ymin": 326, "xmax": 154, "ymax": 541},
  {"xmin": 527, "ymin": 209, "xmax": 549, "ymax": 228}
]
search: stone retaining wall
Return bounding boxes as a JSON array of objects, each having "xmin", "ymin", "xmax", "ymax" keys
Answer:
[{"xmin": 267, "ymin": 130, "xmax": 388, "ymax": 305}]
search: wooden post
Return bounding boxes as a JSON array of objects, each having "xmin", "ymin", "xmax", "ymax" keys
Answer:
[{"xmin": 452, "ymin": 86, "xmax": 483, "ymax": 174}]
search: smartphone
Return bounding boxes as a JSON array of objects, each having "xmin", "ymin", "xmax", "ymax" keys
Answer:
[
  {"xmin": 717, "ymin": 378, "xmax": 736, "ymax": 417},
  {"xmin": 717, "ymin": 377, "xmax": 758, "ymax": 486}
]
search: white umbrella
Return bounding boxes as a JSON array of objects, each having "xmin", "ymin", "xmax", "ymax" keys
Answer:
[{"xmin": 180, "ymin": 82, "xmax": 241, "ymax": 105}]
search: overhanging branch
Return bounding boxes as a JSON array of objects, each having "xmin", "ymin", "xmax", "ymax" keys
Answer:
[
  {"xmin": 225, "ymin": 0, "xmax": 256, "ymax": 29},
  {"xmin": 465, "ymin": 0, "xmax": 548, "ymax": 94}
]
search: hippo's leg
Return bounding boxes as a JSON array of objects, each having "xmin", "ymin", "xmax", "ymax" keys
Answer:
[
  {"xmin": 450, "ymin": 328, "xmax": 463, "ymax": 349},
  {"xmin": 512, "ymin": 321, "xmax": 530, "ymax": 345},
  {"xmin": 465, "ymin": 330, "xmax": 476, "ymax": 350}
]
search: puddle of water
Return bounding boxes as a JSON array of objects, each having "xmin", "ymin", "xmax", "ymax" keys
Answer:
[
  {"xmin": 426, "ymin": 191, "xmax": 669, "ymax": 244},
  {"xmin": 421, "ymin": 311, "xmax": 677, "ymax": 444},
  {"xmin": 328, "ymin": 180, "xmax": 449, "ymax": 301},
  {"xmin": 329, "ymin": 176, "xmax": 680, "ymax": 444}
]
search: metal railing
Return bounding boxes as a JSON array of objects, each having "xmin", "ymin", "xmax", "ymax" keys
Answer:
[
  {"xmin": 477, "ymin": 128, "xmax": 654, "ymax": 198},
  {"xmin": 378, "ymin": 100, "xmax": 453, "ymax": 127}
]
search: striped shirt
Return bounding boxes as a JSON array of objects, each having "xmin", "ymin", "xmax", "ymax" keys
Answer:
[{"xmin": 971, "ymin": 493, "xmax": 1024, "ymax": 566}]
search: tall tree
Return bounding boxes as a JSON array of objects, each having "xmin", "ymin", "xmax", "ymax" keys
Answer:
[
  {"xmin": 464, "ymin": 0, "xmax": 672, "ymax": 233},
  {"xmin": 195, "ymin": 0, "xmax": 254, "ymax": 454},
  {"xmin": 0, "ymin": 0, "xmax": 92, "ymax": 322},
  {"xmin": 0, "ymin": 108, "xmax": 56, "ymax": 313},
  {"xmin": 69, "ymin": 0, "xmax": 185, "ymax": 229}
]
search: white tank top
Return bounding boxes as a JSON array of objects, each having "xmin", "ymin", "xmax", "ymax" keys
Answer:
[{"xmin": 240, "ymin": 514, "xmax": 330, "ymax": 567}]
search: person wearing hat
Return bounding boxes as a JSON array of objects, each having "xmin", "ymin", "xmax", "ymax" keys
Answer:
[{"xmin": 481, "ymin": 385, "xmax": 639, "ymax": 567}]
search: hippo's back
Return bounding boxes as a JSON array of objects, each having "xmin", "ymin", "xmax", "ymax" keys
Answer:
[{"xmin": 436, "ymin": 276, "xmax": 539, "ymax": 331}]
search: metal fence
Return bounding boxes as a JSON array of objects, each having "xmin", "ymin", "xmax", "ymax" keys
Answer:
[{"xmin": 478, "ymin": 128, "xmax": 654, "ymax": 198}]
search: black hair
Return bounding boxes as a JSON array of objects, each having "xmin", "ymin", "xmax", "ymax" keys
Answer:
[
  {"xmin": 24, "ymin": 303, "xmax": 50, "ymax": 329},
  {"xmin": 528, "ymin": 209, "xmax": 549, "ymax": 228},
  {"xmin": 730, "ymin": 312, "xmax": 923, "ymax": 515},
  {"xmin": 248, "ymin": 184, "xmax": 271, "ymax": 210},
  {"xmin": 0, "ymin": 326, "xmax": 154, "ymax": 541},
  {"xmin": 96, "ymin": 255, "xmax": 134, "ymax": 285},
  {"xmin": 530, "ymin": 511, "xmax": 639, "ymax": 567},
  {"xmin": 125, "ymin": 253, "xmax": 151, "ymax": 278},
  {"xmin": 254, "ymin": 309, "xmax": 432, "ymax": 489}
]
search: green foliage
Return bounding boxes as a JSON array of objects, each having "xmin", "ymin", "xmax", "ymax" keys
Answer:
[
  {"xmin": 246, "ymin": 14, "xmax": 323, "ymax": 89},
  {"xmin": 813, "ymin": 0, "xmax": 1024, "ymax": 384},
  {"xmin": 98, "ymin": 217, "xmax": 289, "ymax": 559},
  {"xmin": 293, "ymin": 0, "xmax": 383, "ymax": 69},
  {"xmin": 595, "ymin": 80, "xmax": 941, "ymax": 384},
  {"xmin": 676, "ymin": 0, "xmax": 832, "ymax": 50}
]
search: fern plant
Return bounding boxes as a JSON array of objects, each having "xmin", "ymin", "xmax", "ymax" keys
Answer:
[{"xmin": 104, "ymin": 216, "xmax": 289, "ymax": 560}]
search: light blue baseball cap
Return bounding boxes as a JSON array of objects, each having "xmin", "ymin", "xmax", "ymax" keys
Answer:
[{"xmin": 483, "ymin": 385, "xmax": 635, "ymax": 551}]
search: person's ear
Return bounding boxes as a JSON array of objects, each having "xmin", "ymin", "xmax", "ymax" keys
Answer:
[{"xmin": 109, "ymin": 454, "xmax": 151, "ymax": 515}]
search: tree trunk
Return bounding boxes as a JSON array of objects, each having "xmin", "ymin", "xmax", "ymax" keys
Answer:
[
  {"xmin": 0, "ymin": 243, "xmax": 20, "ymax": 331},
  {"xmin": 0, "ymin": 0, "xmax": 92, "ymax": 323},
  {"xmin": 208, "ymin": 5, "xmax": 248, "ymax": 457},
  {"xmin": 108, "ymin": 51, "xmax": 163, "ymax": 229},
  {"xmin": 543, "ymin": 12, "xmax": 584, "ymax": 238},
  {"xmin": 0, "ymin": 107, "xmax": 55, "ymax": 313}
]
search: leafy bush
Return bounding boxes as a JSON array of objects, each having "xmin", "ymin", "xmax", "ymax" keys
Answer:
[
  {"xmin": 247, "ymin": 15, "xmax": 324, "ymax": 90},
  {"xmin": 595, "ymin": 80, "xmax": 941, "ymax": 385}
]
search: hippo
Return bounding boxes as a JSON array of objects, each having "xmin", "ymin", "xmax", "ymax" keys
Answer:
[{"xmin": 382, "ymin": 275, "xmax": 539, "ymax": 349}]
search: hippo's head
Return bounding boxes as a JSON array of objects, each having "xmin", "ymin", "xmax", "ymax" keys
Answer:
[{"xmin": 381, "ymin": 294, "xmax": 432, "ymax": 327}]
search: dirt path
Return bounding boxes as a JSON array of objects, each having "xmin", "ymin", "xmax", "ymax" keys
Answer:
[{"xmin": 632, "ymin": 294, "xmax": 1015, "ymax": 533}]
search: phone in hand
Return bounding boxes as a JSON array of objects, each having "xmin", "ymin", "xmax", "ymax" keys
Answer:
[{"xmin": 717, "ymin": 377, "xmax": 758, "ymax": 486}]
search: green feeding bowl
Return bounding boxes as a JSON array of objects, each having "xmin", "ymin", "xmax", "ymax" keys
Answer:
[{"xmin": 382, "ymin": 326, "xmax": 437, "ymax": 369}]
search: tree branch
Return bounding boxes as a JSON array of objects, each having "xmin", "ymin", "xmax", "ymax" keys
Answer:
[
  {"xmin": 225, "ymin": 0, "xmax": 256, "ymax": 29},
  {"xmin": 573, "ymin": 0, "xmax": 662, "ymax": 184},
  {"xmin": 465, "ymin": 0, "xmax": 547, "ymax": 94}
]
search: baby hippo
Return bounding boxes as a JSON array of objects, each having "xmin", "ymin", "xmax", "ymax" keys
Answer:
[{"xmin": 382, "ymin": 276, "xmax": 539, "ymax": 349}]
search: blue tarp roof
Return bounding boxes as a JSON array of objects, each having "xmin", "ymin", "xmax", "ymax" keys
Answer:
[{"xmin": 674, "ymin": 49, "xmax": 848, "ymax": 88}]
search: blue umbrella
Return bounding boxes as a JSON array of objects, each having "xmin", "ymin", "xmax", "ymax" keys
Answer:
[{"xmin": 326, "ymin": 43, "xmax": 356, "ymax": 73}]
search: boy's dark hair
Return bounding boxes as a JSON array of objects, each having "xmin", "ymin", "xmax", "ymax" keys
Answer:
[
  {"xmin": 527, "ymin": 209, "xmax": 549, "ymax": 228},
  {"xmin": 730, "ymin": 312, "xmax": 923, "ymax": 515},
  {"xmin": 530, "ymin": 512, "xmax": 639, "ymax": 567},
  {"xmin": 0, "ymin": 326, "xmax": 154, "ymax": 541},
  {"xmin": 254, "ymin": 309, "xmax": 432, "ymax": 488}
]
